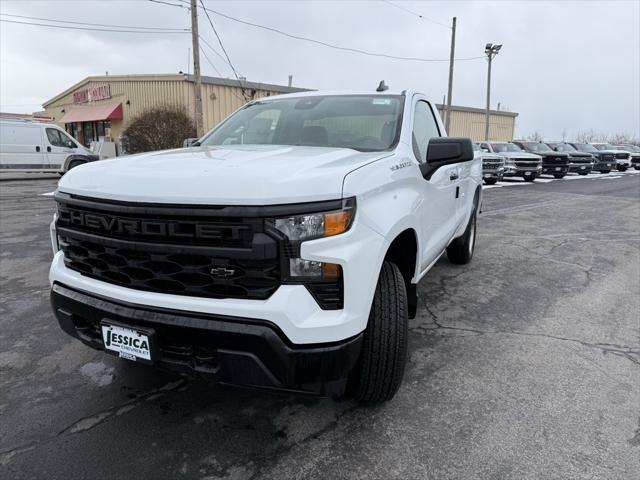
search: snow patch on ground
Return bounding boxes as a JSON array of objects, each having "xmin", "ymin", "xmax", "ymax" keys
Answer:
[{"xmin": 80, "ymin": 361, "xmax": 115, "ymax": 387}]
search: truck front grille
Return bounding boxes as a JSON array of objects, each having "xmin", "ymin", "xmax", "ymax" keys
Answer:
[
  {"xmin": 515, "ymin": 160, "xmax": 539, "ymax": 168},
  {"xmin": 56, "ymin": 195, "xmax": 281, "ymax": 300},
  {"xmin": 615, "ymin": 153, "xmax": 629, "ymax": 160}
]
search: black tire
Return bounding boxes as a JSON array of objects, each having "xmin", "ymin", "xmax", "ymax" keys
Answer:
[
  {"xmin": 67, "ymin": 160, "xmax": 84, "ymax": 172},
  {"xmin": 634, "ymin": 166, "xmax": 640, "ymax": 171},
  {"xmin": 447, "ymin": 202, "xmax": 477, "ymax": 265},
  {"xmin": 579, "ymin": 172, "xmax": 588, "ymax": 175},
  {"xmin": 553, "ymin": 174, "xmax": 565, "ymax": 179},
  {"xmin": 600, "ymin": 169, "xmax": 611, "ymax": 174},
  {"xmin": 523, "ymin": 175, "xmax": 536, "ymax": 182},
  {"xmin": 349, "ymin": 261, "xmax": 408, "ymax": 404},
  {"xmin": 617, "ymin": 165, "xmax": 627, "ymax": 172},
  {"xmin": 484, "ymin": 178, "xmax": 497, "ymax": 185}
]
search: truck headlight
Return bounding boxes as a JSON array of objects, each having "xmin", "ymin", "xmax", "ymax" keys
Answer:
[
  {"xmin": 268, "ymin": 198, "xmax": 354, "ymax": 283},
  {"xmin": 273, "ymin": 197, "xmax": 356, "ymax": 241}
]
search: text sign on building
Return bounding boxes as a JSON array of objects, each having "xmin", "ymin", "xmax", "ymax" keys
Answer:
[{"xmin": 73, "ymin": 84, "xmax": 111, "ymax": 104}]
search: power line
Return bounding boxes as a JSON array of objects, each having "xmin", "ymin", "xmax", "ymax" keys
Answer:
[
  {"xmin": 148, "ymin": 0, "xmax": 188, "ymax": 8},
  {"xmin": 199, "ymin": 46, "xmax": 223, "ymax": 77},
  {"xmin": 0, "ymin": 13, "xmax": 189, "ymax": 31},
  {"xmin": 197, "ymin": 5, "xmax": 481, "ymax": 62},
  {"xmin": 381, "ymin": 0, "xmax": 451, "ymax": 29},
  {"xmin": 0, "ymin": 18, "xmax": 189, "ymax": 34},
  {"xmin": 199, "ymin": 36, "xmax": 241, "ymax": 75},
  {"xmin": 198, "ymin": 0, "xmax": 249, "ymax": 100}
]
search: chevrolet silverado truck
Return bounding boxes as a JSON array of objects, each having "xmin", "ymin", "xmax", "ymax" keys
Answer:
[
  {"xmin": 569, "ymin": 143, "xmax": 613, "ymax": 173},
  {"xmin": 545, "ymin": 141, "xmax": 593, "ymax": 175},
  {"xmin": 512, "ymin": 141, "xmax": 570, "ymax": 179},
  {"xmin": 614, "ymin": 145, "xmax": 640, "ymax": 170},
  {"xmin": 591, "ymin": 143, "xmax": 630, "ymax": 171},
  {"xmin": 473, "ymin": 142, "xmax": 504, "ymax": 185},
  {"xmin": 49, "ymin": 91, "xmax": 481, "ymax": 404},
  {"xmin": 479, "ymin": 141, "xmax": 542, "ymax": 181}
]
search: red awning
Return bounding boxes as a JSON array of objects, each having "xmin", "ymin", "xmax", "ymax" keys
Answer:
[{"xmin": 59, "ymin": 103, "xmax": 123, "ymax": 123}]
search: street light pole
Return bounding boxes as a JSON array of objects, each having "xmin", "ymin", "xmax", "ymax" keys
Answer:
[{"xmin": 484, "ymin": 43, "xmax": 502, "ymax": 141}]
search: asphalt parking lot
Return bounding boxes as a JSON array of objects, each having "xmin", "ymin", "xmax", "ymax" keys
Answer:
[{"xmin": 1, "ymin": 172, "xmax": 639, "ymax": 480}]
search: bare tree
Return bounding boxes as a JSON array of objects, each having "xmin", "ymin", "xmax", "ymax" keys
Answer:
[
  {"xmin": 607, "ymin": 132, "xmax": 639, "ymax": 145},
  {"xmin": 575, "ymin": 129, "xmax": 602, "ymax": 143},
  {"xmin": 123, "ymin": 106, "xmax": 196, "ymax": 154},
  {"xmin": 526, "ymin": 130, "xmax": 544, "ymax": 142}
]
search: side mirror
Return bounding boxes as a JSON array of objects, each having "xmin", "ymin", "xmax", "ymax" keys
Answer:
[
  {"xmin": 183, "ymin": 137, "xmax": 200, "ymax": 148},
  {"xmin": 420, "ymin": 137, "xmax": 474, "ymax": 180},
  {"xmin": 66, "ymin": 141, "xmax": 75, "ymax": 148}
]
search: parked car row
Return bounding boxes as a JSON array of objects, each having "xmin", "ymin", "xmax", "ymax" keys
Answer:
[{"xmin": 475, "ymin": 140, "xmax": 639, "ymax": 184}]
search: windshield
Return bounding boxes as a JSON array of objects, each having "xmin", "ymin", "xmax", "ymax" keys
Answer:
[
  {"xmin": 573, "ymin": 143, "xmax": 598, "ymax": 153},
  {"xmin": 616, "ymin": 145, "xmax": 640, "ymax": 152},
  {"xmin": 593, "ymin": 143, "xmax": 615, "ymax": 150},
  {"xmin": 525, "ymin": 142, "xmax": 553, "ymax": 153},
  {"xmin": 490, "ymin": 143, "xmax": 522, "ymax": 153},
  {"xmin": 553, "ymin": 143, "xmax": 577, "ymax": 152},
  {"xmin": 200, "ymin": 95, "xmax": 404, "ymax": 152}
]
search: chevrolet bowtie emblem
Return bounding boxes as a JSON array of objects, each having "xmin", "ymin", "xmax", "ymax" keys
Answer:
[{"xmin": 210, "ymin": 267, "xmax": 235, "ymax": 278}]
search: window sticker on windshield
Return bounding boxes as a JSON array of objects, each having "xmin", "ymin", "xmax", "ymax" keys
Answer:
[{"xmin": 372, "ymin": 98, "xmax": 391, "ymax": 105}]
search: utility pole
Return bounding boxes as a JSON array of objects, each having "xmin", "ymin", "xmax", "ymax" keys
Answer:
[
  {"xmin": 484, "ymin": 43, "xmax": 502, "ymax": 141},
  {"xmin": 190, "ymin": 0, "xmax": 204, "ymax": 137},
  {"xmin": 445, "ymin": 17, "xmax": 456, "ymax": 133}
]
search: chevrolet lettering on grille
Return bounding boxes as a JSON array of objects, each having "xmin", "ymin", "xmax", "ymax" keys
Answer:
[{"xmin": 59, "ymin": 208, "xmax": 246, "ymax": 240}]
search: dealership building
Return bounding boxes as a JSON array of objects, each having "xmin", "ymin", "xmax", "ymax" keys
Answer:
[{"xmin": 41, "ymin": 73, "xmax": 518, "ymax": 151}]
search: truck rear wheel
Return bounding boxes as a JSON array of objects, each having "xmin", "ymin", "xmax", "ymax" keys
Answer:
[
  {"xmin": 553, "ymin": 174, "xmax": 565, "ymax": 179},
  {"xmin": 523, "ymin": 175, "xmax": 536, "ymax": 182},
  {"xmin": 350, "ymin": 261, "xmax": 408, "ymax": 404},
  {"xmin": 484, "ymin": 178, "xmax": 497, "ymax": 185},
  {"xmin": 617, "ymin": 165, "xmax": 627, "ymax": 172}
]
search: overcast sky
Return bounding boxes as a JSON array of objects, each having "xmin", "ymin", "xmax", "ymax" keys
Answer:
[{"xmin": 1, "ymin": 0, "xmax": 638, "ymax": 139}]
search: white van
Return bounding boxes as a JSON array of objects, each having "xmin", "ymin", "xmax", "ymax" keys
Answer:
[{"xmin": 0, "ymin": 119, "xmax": 98, "ymax": 173}]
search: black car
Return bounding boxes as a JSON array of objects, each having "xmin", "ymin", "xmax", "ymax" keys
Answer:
[
  {"xmin": 546, "ymin": 142, "xmax": 593, "ymax": 175},
  {"xmin": 512, "ymin": 141, "xmax": 570, "ymax": 178},
  {"xmin": 568, "ymin": 143, "xmax": 614, "ymax": 173}
]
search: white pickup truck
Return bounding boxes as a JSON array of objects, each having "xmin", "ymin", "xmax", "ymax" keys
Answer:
[{"xmin": 49, "ymin": 90, "xmax": 481, "ymax": 404}]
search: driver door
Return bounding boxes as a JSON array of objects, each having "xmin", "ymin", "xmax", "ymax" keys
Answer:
[
  {"xmin": 412, "ymin": 99, "xmax": 460, "ymax": 270},
  {"xmin": 45, "ymin": 127, "xmax": 76, "ymax": 169}
]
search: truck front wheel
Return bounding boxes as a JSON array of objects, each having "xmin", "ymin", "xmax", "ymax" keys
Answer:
[{"xmin": 349, "ymin": 261, "xmax": 408, "ymax": 404}]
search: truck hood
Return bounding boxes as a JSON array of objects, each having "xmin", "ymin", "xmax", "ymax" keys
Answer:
[{"xmin": 58, "ymin": 145, "xmax": 391, "ymax": 205}]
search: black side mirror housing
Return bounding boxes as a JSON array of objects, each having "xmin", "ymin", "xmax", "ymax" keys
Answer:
[
  {"xmin": 420, "ymin": 137, "xmax": 474, "ymax": 180},
  {"xmin": 183, "ymin": 137, "xmax": 200, "ymax": 148}
]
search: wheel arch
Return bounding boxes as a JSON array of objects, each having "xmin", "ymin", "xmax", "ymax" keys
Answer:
[{"xmin": 384, "ymin": 228, "xmax": 419, "ymax": 319}]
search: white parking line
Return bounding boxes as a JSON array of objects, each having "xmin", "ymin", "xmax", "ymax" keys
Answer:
[{"xmin": 40, "ymin": 191, "xmax": 55, "ymax": 196}]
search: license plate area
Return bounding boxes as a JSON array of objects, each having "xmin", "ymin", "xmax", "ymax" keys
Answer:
[{"xmin": 100, "ymin": 320, "xmax": 158, "ymax": 364}]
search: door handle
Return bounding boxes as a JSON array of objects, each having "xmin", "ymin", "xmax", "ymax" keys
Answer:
[
  {"xmin": 47, "ymin": 146, "xmax": 52, "ymax": 152},
  {"xmin": 450, "ymin": 172, "xmax": 459, "ymax": 181},
  {"xmin": 36, "ymin": 146, "xmax": 40, "ymax": 152}
]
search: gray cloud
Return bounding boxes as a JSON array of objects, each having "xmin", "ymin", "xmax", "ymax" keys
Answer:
[{"xmin": 1, "ymin": 0, "xmax": 638, "ymax": 139}]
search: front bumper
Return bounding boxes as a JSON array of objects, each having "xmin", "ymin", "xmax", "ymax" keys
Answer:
[
  {"xmin": 568, "ymin": 163, "xmax": 593, "ymax": 173},
  {"xmin": 482, "ymin": 167, "xmax": 504, "ymax": 180},
  {"xmin": 503, "ymin": 165, "xmax": 542, "ymax": 177},
  {"xmin": 541, "ymin": 164, "xmax": 569, "ymax": 175},
  {"xmin": 51, "ymin": 283, "xmax": 363, "ymax": 396}
]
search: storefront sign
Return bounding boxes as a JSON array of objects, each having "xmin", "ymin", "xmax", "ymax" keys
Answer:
[{"xmin": 73, "ymin": 84, "xmax": 111, "ymax": 104}]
